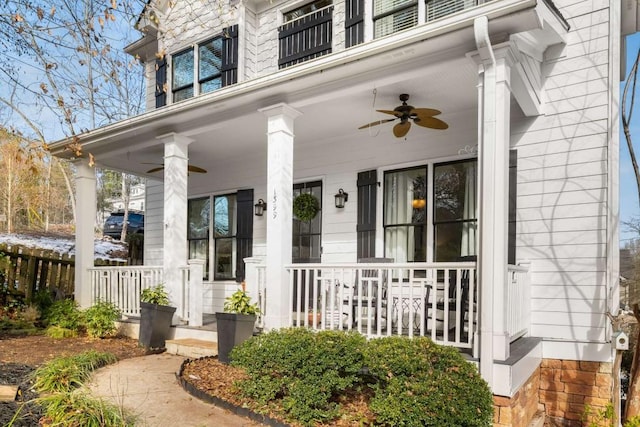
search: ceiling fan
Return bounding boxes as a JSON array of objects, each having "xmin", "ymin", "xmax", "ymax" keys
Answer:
[
  {"xmin": 144, "ymin": 163, "xmax": 207, "ymax": 174},
  {"xmin": 358, "ymin": 94, "xmax": 448, "ymax": 138}
]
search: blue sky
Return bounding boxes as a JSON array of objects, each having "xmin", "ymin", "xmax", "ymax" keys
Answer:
[{"xmin": 621, "ymin": 32, "xmax": 640, "ymax": 246}]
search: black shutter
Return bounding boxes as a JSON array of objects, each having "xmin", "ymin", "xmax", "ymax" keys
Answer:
[
  {"xmin": 357, "ymin": 170, "xmax": 377, "ymax": 259},
  {"xmin": 235, "ymin": 189, "xmax": 254, "ymax": 282},
  {"xmin": 345, "ymin": 0, "xmax": 364, "ymax": 48},
  {"xmin": 155, "ymin": 57, "xmax": 167, "ymax": 108},
  {"xmin": 508, "ymin": 150, "xmax": 517, "ymax": 265},
  {"xmin": 221, "ymin": 24, "xmax": 239, "ymax": 87}
]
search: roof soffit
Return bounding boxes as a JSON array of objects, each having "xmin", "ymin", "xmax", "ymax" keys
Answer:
[{"xmin": 50, "ymin": 0, "xmax": 564, "ymax": 160}]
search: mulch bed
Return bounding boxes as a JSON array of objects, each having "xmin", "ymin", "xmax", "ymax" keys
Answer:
[{"xmin": 0, "ymin": 333, "xmax": 148, "ymax": 426}]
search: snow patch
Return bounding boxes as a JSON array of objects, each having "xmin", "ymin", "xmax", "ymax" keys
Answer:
[{"xmin": 0, "ymin": 233, "xmax": 128, "ymax": 261}]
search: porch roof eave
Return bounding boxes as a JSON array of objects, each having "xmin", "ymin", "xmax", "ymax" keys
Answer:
[{"xmin": 48, "ymin": 0, "xmax": 560, "ymax": 165}]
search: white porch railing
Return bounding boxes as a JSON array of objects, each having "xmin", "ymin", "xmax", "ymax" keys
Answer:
[
  {"xmin": 506, "ymin": 263, "xmax": 531, "ymax": 341},
  {"xmin": 281, "ymin": 261, "xmax": 531, "ymax": 358},
  {"xmin": 89, "ymin": 266, "xmax": 163, "ymax": 316}
]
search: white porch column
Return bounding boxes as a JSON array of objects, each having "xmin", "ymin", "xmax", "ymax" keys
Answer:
[
  {"xmin": 73, "ymin": 160, "xmax": 97, "ymax": 308},
  {"xmin": 471, "ymin": 16, "xmax": 516, "ymax": 385},
  {"xmin": 259, "ymin": 103, "xmax": 302, "ymax": 329},
  {"xmin": 158, "ymin": 132, "xmax": 193, "ymax": 319}
]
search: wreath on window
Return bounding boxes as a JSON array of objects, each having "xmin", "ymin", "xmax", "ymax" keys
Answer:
[{"xmin": 293, "ymin": 193, "xmax": 320, "ymax": 222}]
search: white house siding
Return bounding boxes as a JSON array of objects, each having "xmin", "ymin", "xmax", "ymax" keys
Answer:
[
  {"xmin": 143, "ymin": 178, "xmax": 164, "ymax": 266},
  {"xmin": 243, "ymin": 7, "xmax": 258, "ymax": 80},
  {"xmin": 512, "ymin": 0, "xmax": 616, "ymax": 357},
  {"xmin": 156, "ymin": 3, "xmax": 240, "ymax": 61},
  {"xmin": 144, "ymin": 61, "xmax": 156, "ymax": 112}
]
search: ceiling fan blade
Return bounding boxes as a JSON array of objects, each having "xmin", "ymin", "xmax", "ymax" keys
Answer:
[
  {"xmin": 411, "ymin": 108, "xmax": 442, "ymax": 118},
  {"xmin": 187, "ymin": 165, "xmax": 207, "ymax": 173},
  {"xmin": 376, "ymin": 109, "xmax": 402, "ymax": 117},
  {"xmin": 413, "ymin": 116, "xmax": 449, "ymax": 130},
  {"xmin": 393, "ymin": 121, "xmax": 411, "ymax": 138},
  {"xmin": 146, "ymin": 164, "xmax": 208, "ymax": 174},
  {"xmin": 358, "ymin": 118, "xmax": 396, "ymax": 129}
]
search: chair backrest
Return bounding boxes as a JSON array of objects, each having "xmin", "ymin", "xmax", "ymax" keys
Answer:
[{"xmin": 356, "ymin": 257, "xmax": 393, "ymax": 296}]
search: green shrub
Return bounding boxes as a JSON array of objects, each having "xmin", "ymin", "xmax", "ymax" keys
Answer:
[
  {"xmin": 33, "ymin": 350, "xmax": 117, "ymax": 393},
  {"xmin": 43, "ymin": 299, "xmax": 84, "ymax": 331},
  {"xmin": 31, "ymin": 287, "xmax": 54, "ymax": 316},
  {"xmin": 45, "ymin": 325, "xmax": 78, "ymax": 339},
  {"xmin": 85, "ymin": 301, "xmax": 121, "ymax": 338},
  {"xmin": 363, "ymin": 336, "xmax": 493, "ymax": 427},
  {"xmin": 231, "ymin": 328, "xmax": 366, "ymax": 426},
  {"xmin": 39, "ymin": 390, "xmax": 136, "ymax": 426}
]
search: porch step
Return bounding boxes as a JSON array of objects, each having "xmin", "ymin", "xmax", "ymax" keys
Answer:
[{"xmin": 166, "ymin": 339, "xmax": 217, "ymax": 359}]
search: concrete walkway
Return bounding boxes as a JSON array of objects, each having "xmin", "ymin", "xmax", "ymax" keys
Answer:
[{"xmin": 88, "ymin": 353, "xmax": 260, "ymax": 427}]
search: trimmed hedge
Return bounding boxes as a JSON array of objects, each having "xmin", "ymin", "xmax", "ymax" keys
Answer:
[{"xmin": 230, "ymin": 328, "xmax": 493, "ymax": 427}]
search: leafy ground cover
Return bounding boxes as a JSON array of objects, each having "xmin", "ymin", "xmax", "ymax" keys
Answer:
[{"xmin": 0, "ymin": 333, "xmax": 147, "ymax": 426}]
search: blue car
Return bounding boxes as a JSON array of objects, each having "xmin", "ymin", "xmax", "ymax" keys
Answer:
[{"xmin": 103, "ymin": 211, "xmax": 144, "ymax": 240}]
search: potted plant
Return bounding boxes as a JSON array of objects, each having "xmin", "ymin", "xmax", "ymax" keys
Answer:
[
  {"xmin": 215, "ymin": 285, "xmax": 259, "ymax": 364},
  {"xmin": 138, "ymin": 284, "xmax": 176, "ymax": 349}
]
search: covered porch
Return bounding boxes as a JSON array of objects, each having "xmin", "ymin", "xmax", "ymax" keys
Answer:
[{"xmin": 53, "ymin": 0, "xmax": 568, "ymax": 397}]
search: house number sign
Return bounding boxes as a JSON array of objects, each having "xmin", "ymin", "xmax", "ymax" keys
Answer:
[{"xmin": 272, "ymin": 190, "xmax": 278, "ymax": 219}]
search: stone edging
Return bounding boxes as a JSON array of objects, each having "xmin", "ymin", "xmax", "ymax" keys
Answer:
[{"xmin": 176, "ymin": 356, "xmax": 291, "ymax": 427}]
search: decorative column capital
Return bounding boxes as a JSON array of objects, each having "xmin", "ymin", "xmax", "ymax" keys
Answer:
[
  {"xmin": 258, "ymin": 103, "xmax": 302, "ymax": 120},
  {"xmin": 156, "ymin": 132, "xmax": 194, "ymax": 147}
]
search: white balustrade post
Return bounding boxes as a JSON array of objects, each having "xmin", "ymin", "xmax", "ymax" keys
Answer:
[
  {"xmin": 259, "ymin": 103, "xmax": 301, "ymax": 330},
  {"xmin": 243, "ymin": 257, "xmax": 263, "ymax": 306},
  {"xmin": 188, "ymin": 259, "xmax": 205, "ymax": 327},
  {"xmin": 73, "ymin": 160, "xmax": 97, "ymax": 309}
]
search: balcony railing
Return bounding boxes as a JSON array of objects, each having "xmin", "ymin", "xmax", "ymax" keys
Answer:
[{"xmin": 278, "ymin": 5, "xmax": 333, "ymax": 69}]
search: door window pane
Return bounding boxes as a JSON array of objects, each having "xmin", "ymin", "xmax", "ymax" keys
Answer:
[
  {"xmin": 433, "ymin": 160, "xmax": 477, "ymax": 261},
  {"xmin": 383, "ymin": 167, "xmax": 427, "ymax": 262},
  {"xmin": 214, "ymin": 194, "xmax": 237, "ymax": 280},
  {"xmin": 188, "ymin": 197, "xmax": 210, "ymax": 279}
]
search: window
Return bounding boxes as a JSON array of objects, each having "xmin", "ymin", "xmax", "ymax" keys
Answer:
[
  {"xmin": 383, "ymin": 159, "xmax": 478, "ymax": 263},
  {"xmin": 292, "ymin": 181, "xmax": 322, "ymax": 262},
  {"xmin": 213, "ymin": 194, "xmax": 237, "ymax": 280},
  {"xmin": 198, "ymin": 38, "xmax": 223, "ymax": 94},
  {"xmin": 163, "ymin": 25, "xmax": 238, "ymax": 106},
  {"xmin": 433, "ymin": 160, "xmax": 477, "ymax": 262},
  {"xmin": 188, "ymin": 197, "xmax": 211, "ymax": 279},
  {"xmin": 187, "ymin": 190, "xmax": 253, "ymax": 281},
  {"xmin": 383, "ymin": 167, "xmax": 427, "ymax": 262},
  {"xmin": 284, "ymin": 0, "xmax": 332, "ymax": 22},
  {"xmin": 172, "ymin": 48, "xmax": 194, "ymax": 102},
  {"xmin": 373, "ymin": 0, "xmax": 418, "ymax": 38}
]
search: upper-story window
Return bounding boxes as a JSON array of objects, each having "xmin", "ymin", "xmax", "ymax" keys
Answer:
[
  {"xmin": 373, "ymin": 0, "xmax": 418, "ymax": 39},
  {"xmin": 172, "ymin": 37, "xmax": 223, "ymax": 102},
  {"xmin": 278, "ymin": 0, "xmax": 334, "ymax": 69},
  {"xmin": 156, "ymin": 25, "xmax": 238, "ymax": 108}
]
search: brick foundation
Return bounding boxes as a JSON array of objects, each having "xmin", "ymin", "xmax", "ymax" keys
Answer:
[
  {"xmin": 539, "ymin": 359, "xmax": 612, "ymax": 427},
  {"xmin": 494, "ymin": 366, "xmax": 541, "ymax": 426}
]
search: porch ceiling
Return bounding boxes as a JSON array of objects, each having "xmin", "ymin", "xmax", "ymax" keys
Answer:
[{"xmin": 49, "ymin": 0, "xmax": 563, "ymax": 178}]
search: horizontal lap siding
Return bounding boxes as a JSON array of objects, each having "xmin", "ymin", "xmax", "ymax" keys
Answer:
[
  {"xmin": 515, "ymin": 0, "xmax": 612, "ymax": 346},
  {"xmin": 144, "ymin": 178, "xmax": 164, "ymax": 266}
]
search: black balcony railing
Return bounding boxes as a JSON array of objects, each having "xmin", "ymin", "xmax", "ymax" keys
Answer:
[{"xmin": 278, "ymin": 5, "xmax": 333, "ymax": 69}]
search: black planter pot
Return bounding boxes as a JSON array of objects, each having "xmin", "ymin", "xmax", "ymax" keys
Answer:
[
  {"xmin": 139, "ymin": 301, "xmax": 176, "ymax": 349},
  {"xmin": 215, "ymin": 312, "xmax": 256, "ymax": 364}
]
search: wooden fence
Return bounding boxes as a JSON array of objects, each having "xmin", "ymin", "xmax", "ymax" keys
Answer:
[{"xmin": 0, "ymin": 243, "xmax": 126, "ymax": 301}]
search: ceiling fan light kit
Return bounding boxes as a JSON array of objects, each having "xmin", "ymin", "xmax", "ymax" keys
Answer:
[{"xmin": 358, "ymin": 94, "xmax": 448, "ymax": 138}]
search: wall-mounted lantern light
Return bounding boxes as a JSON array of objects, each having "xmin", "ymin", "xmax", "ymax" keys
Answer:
[
  {"xmin": 254, "ymin": 199, "xmax": 267, "ymax": 216},
  {"xmin": 334, "ymin": 189, "xmax": 349, "ymax": 209}
]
